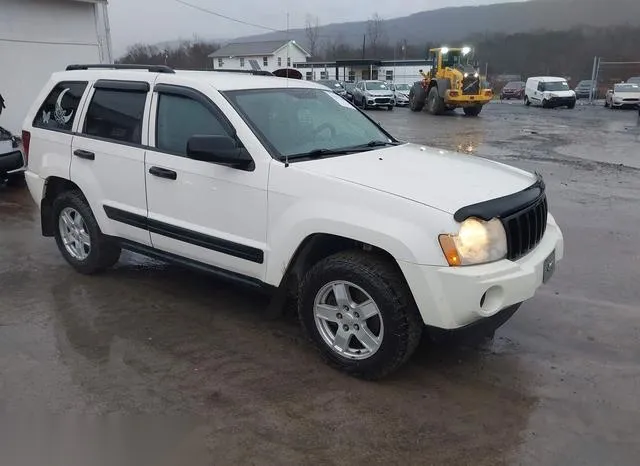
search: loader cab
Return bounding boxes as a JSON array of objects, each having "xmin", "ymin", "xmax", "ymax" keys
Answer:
[{"xmin": 430, "ymin": 47, "xmax": 474, "ymax": 71}]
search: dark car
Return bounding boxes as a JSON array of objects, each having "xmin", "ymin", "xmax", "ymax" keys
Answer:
[
  {"xmin": 315, "ymin": 80, "xmax": 347, "ymax": 98},
  {"xmin": 574, "ymin": 80, "xmax": 596, "ymax": 99},
  {"xmin": 500, "ymin": 81, "xmax": 525, "ymax": 100},
  {"xmin": 343, "ymin": 82, "xmax": 356, "ymax": 101}
]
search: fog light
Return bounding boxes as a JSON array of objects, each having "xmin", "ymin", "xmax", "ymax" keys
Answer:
[{"xmin": 480, "ymin": 286, "xmax": 504, "ymax": 315}]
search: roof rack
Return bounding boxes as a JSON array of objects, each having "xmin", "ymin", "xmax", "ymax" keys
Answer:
[
  {"xmin": 66, "ymin": 64, "xmax": 175, "ymax": 74},
  {"xmin": 212, "ymin": 69, "xmax": 274, "ymax": 76}
]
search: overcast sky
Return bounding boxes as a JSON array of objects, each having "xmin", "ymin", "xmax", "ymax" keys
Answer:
[{"xmin": 108, "ymin": 0, "xmax": 526, "ymax": 57}]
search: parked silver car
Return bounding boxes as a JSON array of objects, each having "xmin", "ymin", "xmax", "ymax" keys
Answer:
[
  {"xmin": 352, "ymin": 80, "xmax": 395, "ymax": 110},
  {"xmin": 389, "ymin": 83, "xmax": 411, "ymax": 106}
]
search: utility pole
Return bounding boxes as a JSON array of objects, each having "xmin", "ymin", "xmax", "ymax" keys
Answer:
[{"xmin": 362, "ymin": 34, "xmax": 366, "ymax": 59}]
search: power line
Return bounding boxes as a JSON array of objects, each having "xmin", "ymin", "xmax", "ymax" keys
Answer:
[{"xmin": 173, "ymin": 0, "xmax": 282, "ymax": 32}]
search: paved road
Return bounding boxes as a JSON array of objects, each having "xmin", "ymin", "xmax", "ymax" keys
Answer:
[{"xmin": 1, "ymin": 102, "xmax": 639, "ymax": 465}]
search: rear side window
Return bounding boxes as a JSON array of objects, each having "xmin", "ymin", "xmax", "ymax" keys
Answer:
[
  {"xmin": 33, "ymin": 82, "xmax": 87, "ymax": 131},
  {"xmin": 83, "ymin": 89, "xmax": 146, "ymax": 144},
  {"xmin": 156, "ymin": 93, "xmax": 231, "ymax": 156}
]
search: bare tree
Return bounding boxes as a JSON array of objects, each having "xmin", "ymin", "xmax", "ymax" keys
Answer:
[
  {"xmin": 366, "ymin": 13, "xmax": 386, "ymax": 57},
  {"xmin": 305, "ymin": 15, "xmax": 321, "ymax": 58}
]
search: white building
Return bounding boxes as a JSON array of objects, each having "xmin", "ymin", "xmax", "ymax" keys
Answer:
[
  {"xmin": 294, "ymin": 59, "xmax": 433, "ymax": 85},
  {"xmin": 210, "ymin": 40, "xmax": 310, "ymax": 74},
  {"xmin": 0, "ymin": 0, "xmax": 112, "ymax": 135}
]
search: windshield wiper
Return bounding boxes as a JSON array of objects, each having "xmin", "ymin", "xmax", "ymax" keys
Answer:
[{"xmin": 285, "ymin": 140, "xmax": 400, "ymax": 162}]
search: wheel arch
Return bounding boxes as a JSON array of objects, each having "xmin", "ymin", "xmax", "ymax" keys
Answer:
[{"xmin": 41, "ymin": 176, "xmax": 84, "ymax": 237}]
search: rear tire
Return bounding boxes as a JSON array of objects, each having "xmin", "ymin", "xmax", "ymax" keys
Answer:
[
  {"xmin": 463, "ymin": 105, "xmax": 482, "ymax": 116},
  {"xmin": 53, "ymin": 190, "xmax": 121, "ymax": 274},
  {"xmin": 409, "ymin": 84, "xmax": 426, "ymax": 112},
  {"xmin": 427, "ymin": 86, "xmax": 445, "ymax": 115},
  {"xmin": 298, "ymin": 251, "xmax": 422, "ymax": 380}
]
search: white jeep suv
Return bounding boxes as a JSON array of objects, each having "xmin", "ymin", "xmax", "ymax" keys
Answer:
[{"xmin": 23, "ymin": 64, "xmax": 564, "ymax": 379}]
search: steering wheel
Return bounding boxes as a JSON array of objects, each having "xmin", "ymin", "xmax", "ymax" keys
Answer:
[{"xmin": 313, "ymin": 122, "xmax": 337, "ymax": 139}]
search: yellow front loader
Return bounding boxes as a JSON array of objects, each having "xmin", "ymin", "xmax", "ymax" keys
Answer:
[{"xmin": 409, "ymin": 47, "xmax": 493, "ymax": 116}]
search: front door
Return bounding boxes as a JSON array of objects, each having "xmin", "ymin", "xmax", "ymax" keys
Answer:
[{"xmin": 145, "ymin": 83, "xmax": 268, "ymax": 280}]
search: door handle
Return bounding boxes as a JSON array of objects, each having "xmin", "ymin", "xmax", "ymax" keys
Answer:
[
  {"xmin": 149, "ymin": 166, "xmax": 177, "ymax": 180},
  {"xmin": 73, "ymin": 149, "xmax": 95, "ymax": 160}
]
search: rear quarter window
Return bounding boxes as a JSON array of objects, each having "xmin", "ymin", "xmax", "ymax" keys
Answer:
[
  {"xmin": 33, "ymin": 82, "xmax": 87, "ymax": 132},
  {"xmin": 82, "ymin": 89, "xmax": 147, "ymax": 144}
]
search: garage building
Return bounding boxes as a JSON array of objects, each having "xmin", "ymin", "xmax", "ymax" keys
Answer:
[{"xmin": 0, "ymin": 0, "xmax": 112, "ymax": 135}]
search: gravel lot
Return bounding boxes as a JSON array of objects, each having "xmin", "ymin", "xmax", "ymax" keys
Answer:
[{"xmin": 1, "ymin": 101, "xmax": 639, "ymax": 465}]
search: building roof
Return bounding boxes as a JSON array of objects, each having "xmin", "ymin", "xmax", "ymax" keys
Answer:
[{"xmin": 209, "ymin": 40, "xmax": 309, "ymax": 58}]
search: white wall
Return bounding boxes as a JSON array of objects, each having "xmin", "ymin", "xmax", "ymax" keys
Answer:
[
  {"xmin": 0, "ymin": 0, "xmax": 106, "ymax": 134},
  {"xmin": 295, "ymin": 64, "xmax": 432, "ymax": 85}
]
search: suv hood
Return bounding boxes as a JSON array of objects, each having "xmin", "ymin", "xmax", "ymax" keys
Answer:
[
  {"xmin": 366, "ymin": 90, "xmax": 394, "ymax": 96},
  {"xmin": 544, "ymin": 90, "xmax": 575, "ymax": 98},
  {"xmin": 299, "ymin": 143, "xmax": 536, "ymax": 214}
]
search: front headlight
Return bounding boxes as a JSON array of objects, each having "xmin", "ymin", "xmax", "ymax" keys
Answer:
[{"xmin": 438, "ymin": 218, "xmax": 507, "ymax": 266}]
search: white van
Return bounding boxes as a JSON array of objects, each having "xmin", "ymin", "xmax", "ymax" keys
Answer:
[{"xmin": 525, "ymin": 77, "xmax": 576, "ymax": 109}]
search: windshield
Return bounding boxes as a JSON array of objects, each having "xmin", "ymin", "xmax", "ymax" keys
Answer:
[
  {"xmin": 577, "ymin": 80, "xmax": 593, "ymax": 88},
  {"xmin": 364, "ymin": 81, "xmax": 389, "ymax": 91},
  {"xmin": 627, "ymin": 77, "xmax": 640, "ymax": 84},
  {"xmin": 441, "ymin": 50, "xmax": 470, "ymax": 68},
  {"xmin": 614, "ymin": 84, "xmax": 640, "ymax": 93},
  {"xmin": 395, "ymin": 84, "xmax": 410, "ymax": 91},
  {"xmin": 542, "ymin": 81, "xmax": 569, "ymax": 91},
  {"xmin": 504, "ymin": 81, "xmax": 524, "ymax": 89},
  {"xmin": 224, "ymin": 88, "xmax": 394, "ymax": 161}
]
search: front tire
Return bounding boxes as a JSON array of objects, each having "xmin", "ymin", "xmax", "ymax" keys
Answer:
[
  {"xmin": 387, "ymin": 105, "xmax": 394, "ymax": 111},
  {"xmin": 53, "ymin": 190, "xmax": 121, "ymax": 274},
  {"xmin": 463, "ymin": 105, "xmax": 482, "ymax": 116},
  {"xmin": 524, "ymin": 96, "xmax": 531, "ymax": 106},
  {"xmin": 409, "ymin": 84, "xmax": 426, "ymax": 112},
  {"xmin": 298, "ymin": 251, "xmax": 422, "ymax": 380},
  {"xmin": 427, "ymin": 86, "xmax": 446, "ymax": 115}
]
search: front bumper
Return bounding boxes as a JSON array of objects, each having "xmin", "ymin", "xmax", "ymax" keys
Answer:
[
  {"xmin": 365, "ymin": 97, "xmax": 395, "ymax": 107},
  {"xmin": 395, "ymin": 95, "xmax": 410, "ymax": 105},
  {"xmin": 399, "ymin": 216, "xmax": 564, "ymax": 329},
  {"xmin": 546, "ymin": 97, "xmax": 576, "ymax": 107},
  {"xmin": 612, "ymin": 99, "xmax": 639, "ymax": 108},
  {"xmin": 0, "ymin": 150, "xmax": 25, "ymax": 174}
]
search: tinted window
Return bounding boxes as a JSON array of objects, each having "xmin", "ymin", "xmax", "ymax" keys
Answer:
[
  {"xmin": 83, "ymin": 89, "xmax": 146, "ymax": 144},
  {"xmin": 33, "ymin": 82, "xmax": 87, "ymax": 131},
  {"xmin": 156, "ymin": 93, "xmax": 230, "ymax": 156}
]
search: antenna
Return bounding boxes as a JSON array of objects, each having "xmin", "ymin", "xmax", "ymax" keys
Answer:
[{"xmin": 285, "ymin": 11, "xmax": 290, "ymax": 168}]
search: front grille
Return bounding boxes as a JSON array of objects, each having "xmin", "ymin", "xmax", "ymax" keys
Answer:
[
  {"xmin": 501, "ymin": 195, "xmax": 548, "ymax": 260},
  {"xmin": 374, "ymin": 98, "xmax": 390, "ymax": 104},
  {"xmin": 462, "ymin": 77, "xmax": 480, "ymax": 95},
  {"xmin": 623, "ymin": 98, "xmax": 639, "ymax": 102}
]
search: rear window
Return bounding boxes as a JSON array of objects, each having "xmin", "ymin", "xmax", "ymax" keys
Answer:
[
  {"xmin": 33, "ymin": 82, "xmax": 87, "ymax": 132},
  {"xmin": 82, "ymin": 89, "xmax": 147, "ymax": 144}
]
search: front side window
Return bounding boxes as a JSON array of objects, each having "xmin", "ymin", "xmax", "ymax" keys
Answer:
[
  {"xmin": 224, "ymin": 88, "xmax": 394, "ymax": 161},
  {"xmin": 83, "ymin": 89, "xmax": 146, "ymax": 144},
  {"xmin": 156, "ymin": 93, "xmax": 231, "ymax": 156},
  {"xmin": 537, "ymin": 82, "xmax": 544, "ymax": 92},
  {"xmin": 33, "ymin": 82, "xmax": 87, "ymax": 131}
]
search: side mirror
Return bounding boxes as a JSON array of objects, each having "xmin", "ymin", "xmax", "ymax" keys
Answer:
[{"xmin": 187, "ymin": 135, "xmax": 254, "ymax": 170}]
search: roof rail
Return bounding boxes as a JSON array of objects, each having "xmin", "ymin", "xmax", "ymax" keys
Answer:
[
  {"xmin": 212, "ymin": 69, "xmax": 274, "ymax": 76},
  {"xmin": 66, "ymin": 64, "xmax": 175, "ymax": 74}
]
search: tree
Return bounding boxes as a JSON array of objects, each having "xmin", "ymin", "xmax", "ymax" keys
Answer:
[
  {"xmin": 366, "ymin": 13, "xmax": 386, "ymax": 58},
  {"xmin": 305, "ymin": 15, "xmax": 321, "ymax": 58}
]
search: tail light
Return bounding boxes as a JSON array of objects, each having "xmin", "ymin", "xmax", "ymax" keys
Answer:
[{"xmin": 21, "ymin": 130, "xmax": 30, "ymax": 165}]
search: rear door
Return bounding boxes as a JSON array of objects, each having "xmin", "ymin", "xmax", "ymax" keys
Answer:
[{"xmin": 71, "ymin": 79, "xmax": 153, "ymax": 245}]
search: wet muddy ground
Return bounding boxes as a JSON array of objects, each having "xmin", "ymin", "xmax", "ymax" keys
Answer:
[{"xmin": 1, "ymin": 102, "xmax": 639, "ymax": 465}]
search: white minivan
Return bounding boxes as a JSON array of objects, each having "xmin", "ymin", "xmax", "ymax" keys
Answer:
[{"xmin": 525, "ymin": 76, "xmax": 576, "ymax": 109}]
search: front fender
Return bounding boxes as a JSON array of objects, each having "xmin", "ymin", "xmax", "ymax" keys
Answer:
[{"xmin": 265, "ymin": 165, "xmax": 456, "ymax": 286}]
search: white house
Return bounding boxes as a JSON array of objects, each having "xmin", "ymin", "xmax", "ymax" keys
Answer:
[
  {"xmin": 0, "ymin": 0, "xmax": 112, "ymax": 135},
  {"xmin": 293, "ymin": 59, "xmax": 433, "ymax": 85},
  {"xmin": 210, "ymin": 40, "xmax": 310, "ymax": 73}
]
